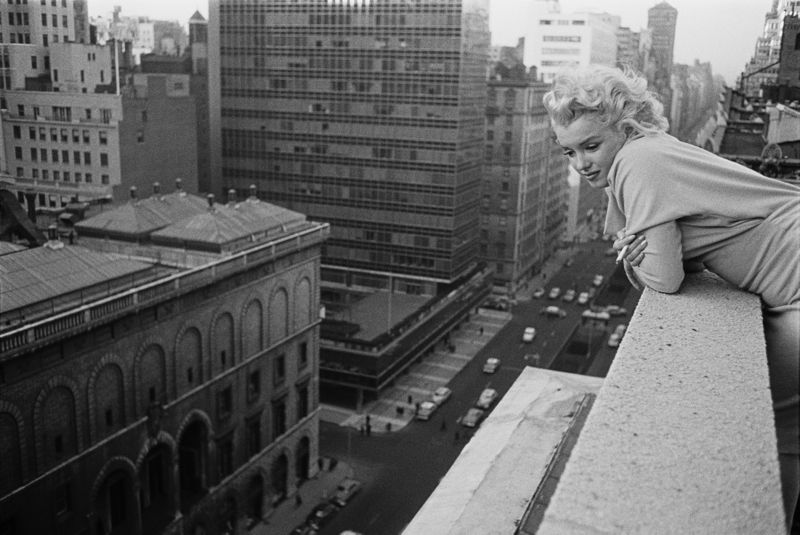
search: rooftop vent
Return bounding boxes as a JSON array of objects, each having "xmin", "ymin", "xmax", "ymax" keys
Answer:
[
  {"xmin": 43, "ymin": 224, "xmax": 64, "ymax": 250},
  {"xmin": 153, "ymin": 181, "xmax": 160, "ymax": 195},
  {"xmin": 129, "ymin": 186, "xmax": 137, "ymax": 200},
  {"xmin": 227, "ymin": 188, "xmax": 237, "ymax": 206},
  {"xmin": 207, "ymin": 193, "xmax": 215, "ymax": 211}
]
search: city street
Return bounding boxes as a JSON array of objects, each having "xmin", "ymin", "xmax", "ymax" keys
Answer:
[{"xmin": 305, "ymin": 236, "xmax": 643, "ymax": 535}]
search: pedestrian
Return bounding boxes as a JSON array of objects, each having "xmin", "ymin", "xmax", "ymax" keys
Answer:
[
  {"xmin": 479, "ymin": 326, "xmax": 484, "ymax": 335},
  {"xmin": 415, "ymin": 402, "xmax": 420, "ymax": 416},
  {"xmin": 544, "ymin": 63, "xmax": 800, "ymax": 530},
  {"xmin": 386, "ymin": 421, "xmax": 392, "ymax": 432},
  {"xmin": 407, "ymin": 394, "xmax": 413, "ymax": 405},
  {"xmin": 440, "ymin": 419, "xmax": 447, "ymax": 432},
  {"xmin": 295, "ymin": 492, "xmax": 303, "ymax": 508}
]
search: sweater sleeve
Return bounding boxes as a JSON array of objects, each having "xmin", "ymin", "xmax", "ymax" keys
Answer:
[{"xmin": 630, "ymin": 221, "xmax": 685, "ymax": 293}]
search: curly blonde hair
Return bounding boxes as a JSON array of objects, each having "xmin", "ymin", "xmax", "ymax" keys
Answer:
[{"xmin": 543, "ymin": 65, "xmax": 669, "ymax": 136}]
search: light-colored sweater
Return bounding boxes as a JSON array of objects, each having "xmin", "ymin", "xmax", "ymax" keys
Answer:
[{"xmin": 604, "ymin": 132, "xmax": 800, "ymax": 308}]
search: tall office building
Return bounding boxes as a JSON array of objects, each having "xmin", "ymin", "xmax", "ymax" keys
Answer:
[
  {"xmin": 209, "ymin": 0, "xmax": 489, "ymax": 286},
  {"xmin": 646, "ymin": 1, "xmax": 677, "ymax": 122}
]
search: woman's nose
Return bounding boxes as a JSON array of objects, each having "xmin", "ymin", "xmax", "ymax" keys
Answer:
[{"xmin": 575, "ymin": 153, "xmax": 590, "ymax": 171}]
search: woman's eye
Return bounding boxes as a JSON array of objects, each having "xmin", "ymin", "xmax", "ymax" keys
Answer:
[
  {"xmin": 585, "ymin": 144, "xmax": 598, "ymax": 151},
  {"xmin": 562, "ymin": 150, "xmax": 574, "ymax": 157}
]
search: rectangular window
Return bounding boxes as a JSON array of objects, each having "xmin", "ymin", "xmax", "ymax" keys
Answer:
[
  {"xmin": 32, "ymin": 168, "xmax": 39, "ymax": 179},
  {"xmin": 16, "ymin": 104, "xmax": 24, "ymax": 116},
  {"xmin": 99, "ymin": 131, "xmax": 107, "ymax": 145},
  {"xmin": 53, "ymin": 170, "xmax": 59, "ymax": 181},
  {"xmin": 272, "ymin": 399, "xmax": 287, "ymax": 438},
  {"xmin": 30, "ymin": 55, "xmax": 37, "ymax": 69},
  {"xmin": 247, "ymin": 370, "xmax": 260, "ymax": 403},
  {"xmin": 16, "ymin": 167, "xmax": 23, "ymax": 177},
  {"xmin": 14, "ymin": 147, "xmax": 22, "ymax": 160},
  {"xmin": 73, "ymin": 151, "xmax": 80, "ymax": 164},
  {"xmin": 51, "ymin": 149, "xmax": 58, "ymax": 162},
  {"xmin": 12, "ymin": 125, "xmax": 20, "ymax": 139},
  {"xmin": 101, "ymin": 174, "xmax": 109, "ymax": 185},
  {"xmin": 51, "ymin": 14, "xmax": 57, "ymax": 27},
  {"xmin": 30, "ymin": 148, "xmax": 37, "ymax": 161},
  {"xmin": 246, "ymin": 415, "xmax": 261, "ymax": 458},
  {"xmin": 297, "ymin": 383, "xmax": 309, "ymax": 419},
  {"xmin": 75, "ymin": 172, "xmax": 81, "ymax": 182},
  {"xmin": 60, "ymin": 128, "xmax": 67, "ymax": 142},
  {"xmin": 29, "ymin": 127, "xmax": 36, "ymax": 140},
  {"xmin": 41, "ymin": 13, "xmax": 47, "ymax": 26},
  {"xmin": 82, "ymin": 130, "xmax": 89, "ymax": 143},
  {"xmin": 85, "ymin": 172, "xmax": 92, "ymax": 183},
  {"xmin": 50, "ymin": 128, "xmax": 57, "ymax": 141},
  {"xmin": 61, "ymin": 150, "xmax": 68, "ymax": 163},
  {"xmin": 273, "ymin": 354, "xmax": 286, "ymax": 385},
  {"xmin": 63, "ymin": 171, "xmax": 70, "ymax": 182},
  {"xmin": 299, "ymin": 342, "xmax": 308, "ymax": 369},
  {"xmin": 217, "ymin": 434, "xmax": 234, "ymax": 478},
  {"xmin": 100, "ymin": 153, "xmax": 108, "ymax": 167},
  {"xmin": 42, "ymin": 169, "xmax": 48, "ymax": 180},
  {"xmin": 38, "ymin": 127, "xmax": 45, "ymax": 140},
  {"xmin": 40, "ymin": 148, "xmax": 47, "ymax": 162},
  {"xmin": 72, "ymin": 129, "xmax": 79, "ymax": 142},
  {"xmin": 83, "ymin": 152, "xmax": 91, "ymax": 165},
  {"xmin": 217, "ymin": 386, "xmax": 232, "ymax": 420}
]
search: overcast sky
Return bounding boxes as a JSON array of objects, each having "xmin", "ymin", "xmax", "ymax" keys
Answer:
[{"xmin": 88, "ymin": 0, "xmax": 770, "ymax": 85}]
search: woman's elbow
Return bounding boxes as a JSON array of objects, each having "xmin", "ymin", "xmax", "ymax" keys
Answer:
[{"xmin": 638, "ymin": 269, "xmax": 684, "ymax": 294}]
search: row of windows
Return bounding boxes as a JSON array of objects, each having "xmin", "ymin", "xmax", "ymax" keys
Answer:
[
  {"xmin": 12, "ymin": 103, "xmax": 113, "ymax": 122},
  {"xmin": 15, "ymin": 166, "xmax": 107, "ymax": 184},
  {"xmin": 14, "ymin": 146, "xmax": 108, "ymax": 166},
  {"xmin": 13, "ymin": 124, "xmax": 107, "ymax": 144}
]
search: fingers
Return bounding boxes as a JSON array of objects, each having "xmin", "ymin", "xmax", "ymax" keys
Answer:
[
  {"xmin": 625, "ymin": 235, "xmax": 647, "ymax": 266},
  {"xmin": 613, "ymin": 232, "xmax": 636, "ymax": 252}
]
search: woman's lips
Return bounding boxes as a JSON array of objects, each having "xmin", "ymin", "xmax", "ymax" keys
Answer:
[{"xmin": 582, "ymin": 171, "xmax": 599, "ymax": 181}]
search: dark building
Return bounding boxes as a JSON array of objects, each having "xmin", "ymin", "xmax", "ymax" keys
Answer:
[
  {"xmin": 647, "ymin": 1, "xmax": 677, "ymax": 123},
  {"xmin": 0, "ymin": 188, "xmax": 329, "ymax": 534}
]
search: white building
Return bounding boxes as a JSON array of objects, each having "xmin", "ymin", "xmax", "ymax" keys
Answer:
[{"xmin": 527, "ymin": 11, "xmax": 619, "ymax": 83}]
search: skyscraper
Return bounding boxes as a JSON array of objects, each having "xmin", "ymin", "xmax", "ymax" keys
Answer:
[
  {"xmin": 209, "ymin": 0, "xmax": 490, "ymax": 286},
  {"xmin": 647, "ymin": 1, "xmax": 677, "ymax": 123}
]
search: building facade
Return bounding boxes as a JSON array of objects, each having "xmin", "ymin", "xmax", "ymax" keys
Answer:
[
  {"xmin": 646, "ymin": 1, "xmax": 677, "ymax": 123},
  {"xmin": 527, "ymin": 11, "xmax": 618, "ymax": 84},
  {"xmin": 209, "ymin": 0, "xmax": 490, "ymax": 284},
  {"xmin": 0, "ymin": 189, "xmax": 329, "ymax": 535},
  {"xmin": 482, "ymin": 64, "xmax": 569, "ymax": 296}
]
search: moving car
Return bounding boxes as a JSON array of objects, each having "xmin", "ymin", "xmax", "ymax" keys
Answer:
[
  {"xmin": 483, "ymin": 357, "xmax": 501, "ymax": 373},
  {"xmin": 459, "ymin": 407, "xmax": 486, "ymax": 428},
  {"xmin": 532, "ymin": 287, "xmax": 546, "ymax": 299},
  {"xmin": 540, "ymin": 305, "xmax": 567, "ymax": 318},
  {"xmin": 548, "ymin": 287, "xmax": 562, "ymax": 299},
  {"xmin": 592, "ymin": 274, "xmax": 604, "ymax": 287},
  {"xmin": 332, "ymin": 478, "xmax": 363, "ymax": 507},
  {"xmin": 522, "ymin": 327, "xmax": 537, "ymax": 342},
  {"xmin": 306, "ymin": 502, "xmax": 338, "ymax": 529},
  {"xmin": 604, "ymin": 305, "xmax": 628, "ymax": 316},
  {"xmin": 416, "ymin": 400, "xmax": 437, "ymax": 421},
  {"xmin": 562, "ymin": 289, "xmax": 576, "ymax": 302},
  {"xmin": 432, "ymin": 386, "xmax": 452, "ymax": 405},
  {"xmin": 607, "ymin": 332, "xmax": 621, "ymax": 347},
  {"xmin": 577, "ymin": 291, "xmax": 590, "ymax": 305},
  {"xmin": 476, "ymin": 388, "xmax": 498, "ymax": 409}
]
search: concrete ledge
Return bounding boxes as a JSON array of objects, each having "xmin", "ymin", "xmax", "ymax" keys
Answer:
[{"xmin": 538, "ymin": 272, "xmax": 786, "ymax": 534}]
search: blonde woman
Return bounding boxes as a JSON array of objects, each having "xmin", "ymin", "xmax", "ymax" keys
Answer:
[{"xmin": 544, "ymin": 64, "xmax": 799, "ymax": 528}]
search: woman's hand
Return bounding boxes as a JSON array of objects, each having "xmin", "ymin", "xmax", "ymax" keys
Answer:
[{"xmin": 614, "ymin": 229, "xmax": 647, "ymax": 266}]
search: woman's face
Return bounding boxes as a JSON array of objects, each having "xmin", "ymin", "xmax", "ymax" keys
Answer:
[{"xmin": 552, "ymin": 114, "xmax": 628, "ymax": 189}]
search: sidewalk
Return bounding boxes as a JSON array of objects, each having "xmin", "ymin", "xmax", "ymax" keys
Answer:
[
  {"xmin": 249, "ymin": 457, "xmax": 353, "ymax": 535},
  {"xmin": 320, "ymin": 308, "xmax": 512, "ymax": 435}
]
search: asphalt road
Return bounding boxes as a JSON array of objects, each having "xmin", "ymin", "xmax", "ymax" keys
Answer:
[{"xmin": 314, "ymin": 238, "xmax": 642, "ymax": 535}]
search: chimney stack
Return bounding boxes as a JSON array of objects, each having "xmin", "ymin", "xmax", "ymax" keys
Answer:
[
  {"xmin": 207, "ymin": 193, "xmax": 215, "ymax": 210},
  {"xmin": 228, "ymin": 188, "xmax": 237, "ymax": 206},
  {"xmin": 248, "ymin": 184, "xmax": 257, "ymax": 201},
  {"xmin": 130, "ymin": 186, "xmax": 137, "ymax": 200},
  {"xmin": 175, "ymin": 178, "xmax": 184, "ymax": 195},
  {"xmin": 153, "ymin": 182, "xmax": 160, "ymax": 195},
  {"xmin": 44, "ymin": 224, "xmax": 64, "ymax": 250}
]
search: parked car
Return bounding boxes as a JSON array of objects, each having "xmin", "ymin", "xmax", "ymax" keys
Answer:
[
  {"xmin": 432, "ymin": 386, "xmax": 452, "ymax": 405},
  {"xmin": 307, "ymin": 502, "xmax": 338, "ymax": 529},
  {"xmin": 483, "ymin": 296, "xmax": 509, "ymax": 311},
  {"xmin": 416, "ymin": 400, "xmax": 437, "ymax": 421},
  {"xmin": 532, "ymin": 287, "xmax": 546, "ymax": 299},
  {"xmin": 459, "ymin": 407, "xmax": 486, "ymax": 428},
  {"xmin": 540, "ymin": 305, "xmax": 567, "ymax": 318},
  {"xmin": 522, "ymin": 327, "xmax": 537, "ymax": 342},
  {"xmin": 290, "ymin": 523, "xmax": 317, "ymax": 535},
  {"xmin": 592, "ymin": 274, "xmax": 604, "ymax": 287},
  {"xmin": 562, "ymin": 289, "xmax": 576, "ymax": 302},
  {"xmin": 476, "ymin": 388, "xmax": 498, "ymax": 409},
  {"xmin": 548, "ymin": 287, "xmax": 561, "ymax": 299},
  {"xmin": 577, "ymin": 291, "xmax": 589, "ymax": 305},
  {"xmin": 614, "ymin": 323, "xmax": 628, "ymax": 337},
  {"xmin": 332, "ymin": 478, "xmax": 363, "ymax": 507},
  {"xmin": 483, "ymin": 357, "xmax": 501, "ymax": 373}
]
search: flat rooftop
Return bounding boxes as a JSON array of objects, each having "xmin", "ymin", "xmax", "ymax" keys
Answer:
[{"xmin": 343, "ymin": 290, "xmax": 429, "ymax": 340}]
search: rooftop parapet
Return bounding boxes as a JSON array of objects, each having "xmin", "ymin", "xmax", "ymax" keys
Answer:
[{"xmin": 406, "ymin": 272, "xmax": 785, "ymax": 534}]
